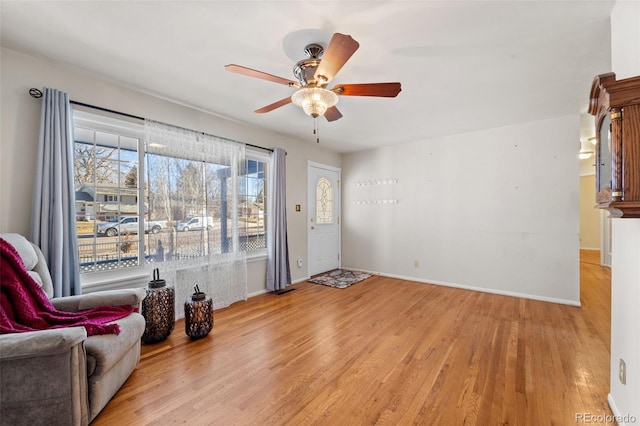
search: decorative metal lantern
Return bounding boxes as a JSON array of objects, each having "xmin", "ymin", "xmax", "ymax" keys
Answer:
[
  {"xmin": 184, "ymin": 285, "xmax": 213, "ymax": 339},
  {"xmin": 141, "ymin": 268, "xmax": 175, "ymax": 343}
]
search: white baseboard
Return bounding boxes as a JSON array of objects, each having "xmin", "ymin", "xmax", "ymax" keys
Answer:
[
  {"xmin": 292, "ymin": 276, "xmax": 309, "ymax": 285},
  {"xmin": 249, "ymin": 269, "xmax": 581, "ymax": 307},
  {"xmin": 607, "ymin": 393, "xmax": 638, "ymax": 426},
  {"xmin": 247, "ymin": 276, "xmax": 309, "ymax": 298},
  {"xmin": 345, "ymin": 267, "xmax": 581, "ymax": 307},
  {"xmin": 608, "ymin": 394, "xmax": 622, "ymax": 422},
  {"xmin": 247, "ymin": 288, "xmax": 269, "ymax": 298}
]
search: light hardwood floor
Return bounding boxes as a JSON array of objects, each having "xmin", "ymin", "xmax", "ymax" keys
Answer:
[{"xmin": 94, "ymin": 250, "xmax": 613, "ymax": 425}]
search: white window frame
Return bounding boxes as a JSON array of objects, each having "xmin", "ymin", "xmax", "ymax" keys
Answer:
[{"xmin": 73, "ymin": 110, "xmax": 146, "ymax": 290}]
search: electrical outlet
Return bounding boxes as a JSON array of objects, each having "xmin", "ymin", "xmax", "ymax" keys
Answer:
[
  {"xmin": 619, "ymin": 359, "xmax": 626, "ymax": 385},
  {"xmin": 297, "ymin": 258, "xmax": 303, "ymax": 268}
]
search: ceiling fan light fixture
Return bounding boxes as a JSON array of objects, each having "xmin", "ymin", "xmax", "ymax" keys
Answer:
[
  {"xmin": 579, "ymin": 139, "xmax": 594, "ymax": 159},
  {"xmin": 579, "ymin": 151, "xmax": 594, "ymax": 160},
  {"xmin": 291, "ymin": 87, "xmax": 338, "ymax": 118}
]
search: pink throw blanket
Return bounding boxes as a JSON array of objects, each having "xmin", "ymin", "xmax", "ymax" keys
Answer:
[{"xmin": 0, "ymin": 237, "xmax": 133, "ymax": 336}]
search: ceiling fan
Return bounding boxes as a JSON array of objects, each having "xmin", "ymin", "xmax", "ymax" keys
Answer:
[{"xmin": 225, "ymin": 33, "xmax": 402, "ymax": 122}]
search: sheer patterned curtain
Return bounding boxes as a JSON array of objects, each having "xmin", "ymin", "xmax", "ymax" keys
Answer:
[
  {"xmin": 31, "ymin": 87, "xmax": 81, "ymax": 297},
  {"xmin": 266, "ymin": 148, "xmax": 291, "ymax": 291},
  {"xmin": 144, "ymin": 120, "xmax": 247, "ymax": 317}
]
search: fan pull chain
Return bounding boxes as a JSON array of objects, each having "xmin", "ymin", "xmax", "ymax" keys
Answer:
[{"xmin": 314, "ymin": 116, "xmax": 319, "ymax": 143}]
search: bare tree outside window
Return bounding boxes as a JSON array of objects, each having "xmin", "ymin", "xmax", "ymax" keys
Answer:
[{"xmin": 74, "ymin": 143, "xmax": 119, "ymax": 185}]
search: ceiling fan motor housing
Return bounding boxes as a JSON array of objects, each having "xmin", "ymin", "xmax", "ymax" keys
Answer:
[{"xmin": 293, "ymin": 43, "xmax": 325, "ymax": 87}]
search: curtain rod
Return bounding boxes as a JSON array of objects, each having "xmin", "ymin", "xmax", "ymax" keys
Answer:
[{"xmin": 28, "ymin": 88, "xmax": 275, "ymax": 153}]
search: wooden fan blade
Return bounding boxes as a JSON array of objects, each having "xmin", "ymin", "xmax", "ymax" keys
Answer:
[
  {"xmin": 225, "ymin": 64, "xmax": 300, "ymax": 87},
  {"xmin": 333, "ymin": 83, "xmax": 402, "ymax": 97},
  {"xmin": 324, "ymin": 106, "xmax": 343, "ymax": 122},
  {"xmin": 314, "ymin": 33, "xmax": 360, "ymax": 84},
  {"xmin": 255, "ymin": 97, "xmax": 292, "ymax": 114}
]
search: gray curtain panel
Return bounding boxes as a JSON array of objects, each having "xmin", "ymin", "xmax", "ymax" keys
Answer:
[
  {"xmin": 31, "ymin": 87, "xmax": 81, "ymax": 297},
  {"xmin": 266, "ymin": 147, "xmax": 291, "ymax": 291}
]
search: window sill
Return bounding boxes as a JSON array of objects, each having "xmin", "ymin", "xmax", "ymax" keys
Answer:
[
  {"xmin": 247, "ymin": 249, "xmax": 267, "ymax": 263},
  {"xmin": 81, "ymin": 268, "xmax": 149, "ymax": 293},
  {"xmin": 81, "ymin": 250, "xmax": 267, "ymax": 293}
]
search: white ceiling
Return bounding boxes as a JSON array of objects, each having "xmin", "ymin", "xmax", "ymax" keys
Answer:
[{"xmin": 0, "ymin": 1, "xmax": 613, "ymax": 153}]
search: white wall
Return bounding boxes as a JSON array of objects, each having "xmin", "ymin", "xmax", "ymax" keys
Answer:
[
  {"xmin": 611, "ymin": 1, "xmax": 640, "ymax": 79},
  {"xmin": 580, "ymin": 174, "xmax": 600, "ymax": 250},
  {"xmin": 0, "ymin": 47, "xmax": 341, "ymax": 294},
  {"xmin": 608, "ymin": 1, "xmax": 640, "ymax": 424},
  {"xmin": 610, "ymin": 220, "xmax": 640, "ymax": 422},
  {"xmin": 342, "ymin": 115, "xmax": 580, "ymax": 305}
]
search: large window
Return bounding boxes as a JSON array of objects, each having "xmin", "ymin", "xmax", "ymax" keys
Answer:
[
  {"xmin": 74, "ymin": 111, "xmax": 143, "ymax": 273},
  {"xmin": 73, "ymin": 111, "xmax": 268, "ymax": 280}
]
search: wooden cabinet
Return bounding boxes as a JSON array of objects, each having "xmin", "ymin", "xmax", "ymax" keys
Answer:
[{"xmin": 589, "ymin": 73, "xmax": 640, "ymax": 218}]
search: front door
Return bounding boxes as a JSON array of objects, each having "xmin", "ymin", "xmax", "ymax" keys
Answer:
[{"xmin": 308, "ymin": 162, "xmax": 341, "ymax": 276}]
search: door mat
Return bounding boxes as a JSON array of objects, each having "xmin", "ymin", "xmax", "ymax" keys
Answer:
[{"xmin": 308, "ymin": 269, "xmax": 372, "ymax": 289}]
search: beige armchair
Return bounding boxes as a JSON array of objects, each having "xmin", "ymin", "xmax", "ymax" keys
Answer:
[{"xmin": 0, "ymin": 233, "xmax": 146, "ymax": 425}]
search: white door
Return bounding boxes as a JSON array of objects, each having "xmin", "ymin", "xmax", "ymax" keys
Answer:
[{"xmin": 308, "ymin": 162, "xmax": 341, "ymax": 276}]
